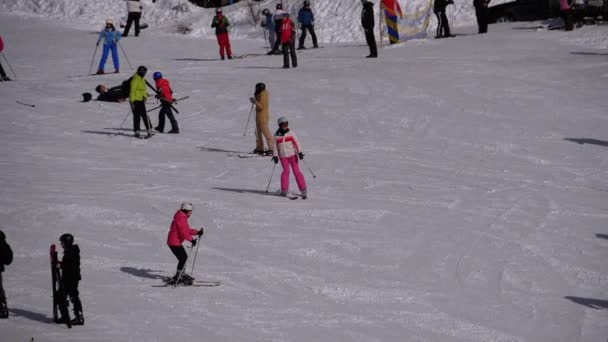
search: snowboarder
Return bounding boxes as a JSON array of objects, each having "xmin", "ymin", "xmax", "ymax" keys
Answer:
[
  {"xmin": 211, "ymin": 8, "xmax": 233, "ymax": 60},
  {"xmin": 280, "ymin": 13, "xmax": 298, "ymax": 69},
  {"xmin": 272, "ymin": 117, "xmax": 307, "ymax": 199},
  {"xmin": 249, "ymin": 82, "xmax": 273, "ymax": 155},
  {"xmin": 261, "ymin": 9, "xmax": 276, "ymax": 54},
  {"xmin": 297, "ymin": 0, "xmax": 319, "ymax": 50},
  {"xmin": 271, "ymin": 3, "xmax": 285, "ymax": 55},
  {"xmin": 474, "ymin": 0, "xmax": 491, "ymax": 34},
  {"xmin": 58, "ymin": 234, "xmax": 84, "ymax": 326},
  {"xmin": 434, "ymin": 0, "xmax": 454, "ymax": 38},
  {"xmin": 0, "ymin": 230, "xmax": 12, "ymax": 319},
  {"xmin": 96, "ymin": 19, "xmax": 122, "ymax": 75},
  {"xmin": 130, "ymin": 65, "xmax": 153, "ymax": 138},
  {"xmin": 361, "ymin": 0, "xmax": 377, "ymax": 58},
  {"xmin": 166, "ymin": 203, "xmax": 204, "ymax": 285},
  {"xmin": 153, "ymin": 71, "xmax": 179, "ymax": 134},
  {"xmin": 560, "ymin": 0, "xmax": 575, "ymax": 31},
  {"xmin": 123, "ymin": 0, "xmax": 143, "ymax": 37},
  {"xmin": 0, "ymin": 35, "xmax": 11, "ymax": 81},
  {"xmin": 95, "ymin": 83, "xmax": 128, "ymax": 102}
]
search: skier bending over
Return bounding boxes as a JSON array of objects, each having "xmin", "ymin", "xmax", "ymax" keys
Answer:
[
  {"xmin": 96, "ymin": 19, "xmax": 121, "ymax": 75},
  {"xmin": 167, "ymin": 202, "xmax": 204, "ymax": 285},
  {"xmin": 58, "ymin": 234, "xmax": 84, "ymax": 326},
  {"xmin": 272, "ymin": 117, "xmax": 307, "ymax": 199},
  {"xmin": 0, "ymin": 230, "xmax": 12, "ymax": 319}
]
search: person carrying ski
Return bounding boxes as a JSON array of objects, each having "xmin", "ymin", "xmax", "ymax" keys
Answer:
[
  {"xmin": 96, "ymin": 19, "xmax": 121, "ymax": 75},
  {"xmin": 249, "ymin": 82, "xmax": 273, "ymax": 155},
  {"xmin": 153, "ymin": 71, "xmax": 179, "ymax": 134},
  {"xmin": 261, "ymin": 9, "xmax": 276, "ymax": 54},
  {"xmin": 272, "ymin": 117, "xmax": 307, "ymax": 199},
  {"xmin": 280, "ymin": 13, "xmax": 298, "ymax": 69},
  {"xmin": 0, "ymin": 35, "xmax": 11, "ymax": 81},
  {"xmin": 271, "ymin": 3, "xmax": 285, "ymax": 55},
  {"xmin": 473, "ymin": 0, "xmax": 491, "ymax": 34},
  {"xmin": 95, "ymin": 83, "xmax": 128, "ymax": 102},
  {"xmin": 0, "ymin": 230, "xmax": 13, "ymax": 319},
  {"xmin": 167, "ymin": 203, "xmax": 204, "ymax": 285},
  {"xmin": 123, "ymin": 0, "xmax": 143, "ymax": 37},
  {"xmin": 130, "ymin": 65, "xmax": 153, "ymax": 138},
  {"xmin": 434, "ymin": 0, "xmax": 454, "ymax": 38},
  {"xmin": 58, "ymin": 234, "xmax": 84, "ymax": 326},
  {"xmin": 297, "ymin": 0, "xmax": 318, "ymax": 50},
  {"xmin": 361, "ymin": 0, "xmax": 377, "ymax": 58},
  {"xmin": 211, "ymin": 8, "xmax": 233, "ymax": 60}
]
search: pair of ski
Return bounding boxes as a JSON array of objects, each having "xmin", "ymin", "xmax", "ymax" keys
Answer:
[
  {"xmin": 50, "ymin": 245, "xmax": 72, "ymax": 328},
  {"xmin": 153, "ymin": 276, "xmax": 221, "ymax": 288}
]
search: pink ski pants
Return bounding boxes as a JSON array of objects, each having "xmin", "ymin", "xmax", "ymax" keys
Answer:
[{"xmin": 280, "ymin": 155, "xmax": 307, "ymax": 192}]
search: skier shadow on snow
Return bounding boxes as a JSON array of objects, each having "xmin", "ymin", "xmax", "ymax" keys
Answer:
[
  {"xmin": 173, "ymin": 58, "xmax": 223, "ymax": 62},
  {"xmin": 104, "ymin": 127, "xmax": 132, "ymax": 132},
  {"xmin": 570, "ymin": 51, "xmax": 608, "ymax": 56},
  {"xmin": 9, "ymin": 308, "xmax": 54, "ymax": 324},
  {"xmin": 564, "ymin": 138, "xmax": 608, "ymax": 147},
  {"xmin": 120, "ymin": 266, "xmax": 166, "ymax": 280},
  {"xmin": 596, "ymin": 234, "xmax": 608, "ymax": 240},
  {"xmin": 82, "ymin": 130, "xmax": 133, "ymax": 138},
  {"xmin": 565, "ymin": 296, "xmax": 608, "ymax": 310},
  {"xmin": 213, "ymin": 187, "xmax": 276, "ymax": 197},
  {"xmin": 199, "ymin": 146, "xmax": 249, "ymax": 154}
]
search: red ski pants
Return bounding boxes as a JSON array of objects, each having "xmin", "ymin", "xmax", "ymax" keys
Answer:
[{"xmin": 216, "ymin": 33, "xmax": 232, "ymax": 58}]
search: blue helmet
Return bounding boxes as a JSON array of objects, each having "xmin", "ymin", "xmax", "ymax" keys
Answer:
[{"xmin": 153, "ymin": 71, "xmax": 163, "ymax": 80}]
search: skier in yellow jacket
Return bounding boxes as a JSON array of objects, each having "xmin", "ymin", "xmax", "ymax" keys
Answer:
[
  {"xmin": 249, "ymin": 83, "xmax": 273, "ymax": 155},
  {"xmin": 130, "ymin": 65, "xmax": 153, "ymax": 138}
]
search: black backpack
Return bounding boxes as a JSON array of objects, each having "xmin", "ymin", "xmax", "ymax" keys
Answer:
[{"xmin": 120, "ymin": 76, "xmax": 133, "ymax": 98}]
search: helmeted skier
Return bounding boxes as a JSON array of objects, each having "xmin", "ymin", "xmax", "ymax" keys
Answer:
[
  {"xmin": 271, "ymin": 3, "xmax": 285, "ymax": 55},
  {"xmin": 249, "ymin": 82, "xmax": 273, "ymax": 155},
  {"xmin": 0, "ymin": 230, "xmax": 12, "ymax": 319},
  {"xmin": 297, "ymin": 0, "xmax": 318, "ymax": 50},
  {"xmin": 58, "ymin": 234, "xmax": 84, "ymax": 326},
  {"xmin": 129, "ymin": 65, "xmax": 153, "ymax": 138},
  {"xmin": 166, "ymin": 202, "xmax": 204, "ymax": 285},
  {"xmin": 280, "ymin": 13, "xmax": 298, "ymax": 69},
  {"xmin": 96, "ymin": 19, "xmax": 122, "ymax": 75},
  {"xmin": 211, "ymin": 8, "xmax": 232, "ymax": 60},
  {"xmin": 272, "ymin": 117, "xmax": 307, "ymax": 199},
  {"xmin": 153, "ymin": 71, "xmax": 179, "ymax": 134}
]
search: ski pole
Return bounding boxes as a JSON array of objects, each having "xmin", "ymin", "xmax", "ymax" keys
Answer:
[
  {"xmin": 302, "ymin": 159, "xmax": 317, "ymax": 178},
  {"xmin": 145, "ymin": 80, "xmax": 180, "ymax": 113},
  {"xmin": 117, "ymin": 109, "xmax": 131, "ymax": 134},
  {"xmin": 88, "ymin": 44, "xmax": 99, "ymax": 75},
  {"xmin": 117, "ymin": 41, "xmax": 134, "ymax": 70},
  {"xmin": 243, "ymin": 104, "xmax": 254, "ymax": 136},
  {"xmin": 1, "ymin": 52, "xmax": 17, "ymax": 79},
  {"xmin": 190, "ymin": 234, "xmax": 202, "ymax": 275},
  {"xmin": 146, "ymin": 96, "xmax": 189, "ymax": 113},
  {"xmin": 265, "ymin": 162, "xmax": 277, "ymax": 193}
]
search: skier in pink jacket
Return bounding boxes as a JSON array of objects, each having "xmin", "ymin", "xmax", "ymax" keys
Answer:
[
  {"xmin": 272, "ymin": 117, "xmax": 308, "ymax": 199},
  {"xmin": 167, "ymin": 202, "xmax": 203, "ymax": 284}
]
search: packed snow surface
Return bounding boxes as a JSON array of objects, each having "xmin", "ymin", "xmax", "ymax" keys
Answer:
[{"xmin": 1, "ymin": 6, "xmax": 608, "ymax": 342}]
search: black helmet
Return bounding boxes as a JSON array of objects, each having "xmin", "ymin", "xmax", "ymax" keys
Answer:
[
  {"xmin": 255, "ymin": 82, "xmax": 266, "ymax": 93},
  {"xmin": 276, "ymin": 3, "xmax": 283, "ymax": 10},
  {"xmin": 137, "ymin": 65, "xmax": 147, "ymax": 76},
  {"xmin": 304, "ymin": 0, "xmax": 310, "ymax": 6},
  {"xmin": 82, "ymin": 92, "xmax": 92, "ymax": 102},
  {"xmin": 59, "ymin": 233, "xmax": 74, "ymax": 246},
  {"xmin": 262, "ymin": 8, "xmax": 270, "ymax": 15}
]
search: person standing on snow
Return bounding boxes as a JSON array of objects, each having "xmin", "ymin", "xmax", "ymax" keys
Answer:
[
  {"xmin": 281, "ymin": 13, "xmax": 298, "ymax": 69},
  {"xmin": 0, "ymin": 35, "xmax": 11, "ymax": 81},
  {"xmin": 0, "ymin": 230, "xmax": 13, "ymax": 319},
  {"xmin": 271, "ymin": 3, "xmax": 285, "ymax": 55},
  {"xmin": 434, "ymin": 0, "xmax": 454, "ymax": 38},
  {"xmin": 297, "ymin": 0, "xmax": 319, "ymax": 50},
  {"xmin": 123, "ymin": 0, "xmax": 143, "ymax": 37},
  {"xmin": 211, "ymin": 8, "xmax": 233, "ymax": 60},
  {"xmin": 96, "ymin": 19, "xmax": 122, "ymax": 75},
  {"xmin": 261, "ymin": 9, "xmax": 277, "ymax": 54},
  {"xmin": 473, "ymin": 0, "xmax": 491, "ymax": 34},
  {"xmin": 560, "ymin": 0, "xmax": 575, "ymax": 31},
  {"xmin": 130, "ymin": 65, "xmax": 153, "ymax": 139},
  {"xmin": 166, "ymin": 203, "xmax": 204, "ymax": 285},
  {"xmin": 58, "ymin": 234, "xmax": 84, "ymax": 326},
  {"xmin": 272, "ymin": 117, "xmax": 307, "ymax": 199},
  {"xmin": 361, "ymin": 0, "xmax": 377, "ymax": 58},
  {"xmin": 153, "ymin": 72, "xmax": 179, "ymax": 134},
  {"xmin": 249, "ymin": 83, "xmax": 273, "ymax": 155}
]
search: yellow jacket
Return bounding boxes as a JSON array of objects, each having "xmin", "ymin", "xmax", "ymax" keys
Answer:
[
  {"xmin": 130, "ymin": 73, "xmax": 148, "ymax": 102},
  {"xmin": 254, "ymin": 90, "xmax": 269, "ymax": 124}
]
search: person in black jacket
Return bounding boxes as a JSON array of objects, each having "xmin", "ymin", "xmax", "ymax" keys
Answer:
[
  {"xmin": 361, "ymin": 0, "xmax": 377, "ymax": 58},
  {"xmin": 434, "ymin": 0, "xmax": 454, "ymax": 38},
  {"xmin": 0, "ymin": 230, "xmax": 13, "ymax": 319},
  {"xmin": 59, "ymin": 234, "xmax": 84, "ymax": 326},
  {"xmin": 474, "ymin": 0, "xmax": 491, "ymax": 34},
  {"xmin": 95, "ymin": 84, "xmax": 128, "ymax": 102}
]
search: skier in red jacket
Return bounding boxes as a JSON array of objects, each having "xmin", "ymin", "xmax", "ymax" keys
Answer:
[
  {"xmin": 280, "ymin": 13, "xmax": 297, "ymax": 69},
  {"xmin": 167, "ymin": 202, "xmax": 203, "ymax": 284},
  {"xmin": 153, "ymin": 71, "xmax": 179, "ymax": 134},
  {"xmin": 0, "ymin": 35, "xmax": 11, "ymax": 81}
]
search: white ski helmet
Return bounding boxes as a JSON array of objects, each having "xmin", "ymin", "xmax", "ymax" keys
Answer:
[
  {"xmin": 277, "ymin": 116, "xmax": 288, "ymax": 125},
  {"xmin": 106, "ymin": 19, "xmax": 114, "ymax": 25},
  {"xmin": 180, "ymin": 202, "xmax": 193, "ymax": 211}
]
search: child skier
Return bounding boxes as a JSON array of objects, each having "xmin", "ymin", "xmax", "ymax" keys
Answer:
[
  {"xmin": 280, "ymin": 13, "xmax": 298, "ymax": 69},
  {"xmin": 0, "ymin": 230, "xmax": 13, "ymax": 319},
  {"xmin": 167, "ymin": 203, "xmax": 204, "ymax": 285},
  {"xmin": 211, "ymin": 8, "xmax": 232, "ymax": 60},
  {"xmin": 96, "ymin": 19, "xmax": 121, "ymax": 75},
  {"xmin": 153, "ymin": 72, "xmax": 179, "ymax": 134},
  {"xmin": 272, "ymin": 117, "xmax": 307, "ymax": 199},
  {"xmin": 58, "ymin": 234, "xmax": 84, "ymax": 326},
  {"xmin": 249, "ymin": 82, "xmax": 273, "ymax": 155}
]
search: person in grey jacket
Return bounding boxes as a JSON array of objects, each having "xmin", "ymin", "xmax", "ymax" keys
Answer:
[{"xmin": 0, "ymin": 230, "xmax": 13, "ymax": 319}]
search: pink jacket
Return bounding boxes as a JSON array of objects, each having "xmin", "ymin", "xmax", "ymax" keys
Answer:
[
  {"xmin": 273, "ymin": 130, "xmax": 302, "ymax": 159},
  {"xmin": 0, "ymin": 36, "xmax": 4, "ymax": 53},
  {"xmin": 167, "ymin": 210, "xmax": 198, "ymax": 246},
  {"xmin": 560, "ymin": 0, "xmax": 572, "ymax": 10}
]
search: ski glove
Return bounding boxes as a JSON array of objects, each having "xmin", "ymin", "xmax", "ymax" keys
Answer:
[
  {"xmin": 298, "ymin": 152, "xmax": 304, "ymax": 160},
  {"xmin": 191, "ymin": 239, "xmax": 197, "ymax": 247},
  {"xmin": 272, "ymin": 156, "xmax": 279, "ymax": 164},
  {"xmin": 249, "ymin": 97, "xmax": 256, "ymax": 104},
  {"xmin": 197, "ymin": 228, "xmax": 204, "ymax": 237}
]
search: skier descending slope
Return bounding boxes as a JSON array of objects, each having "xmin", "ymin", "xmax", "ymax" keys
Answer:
[
  {"xmin": 166, "ymin": 203, "xmax": 204, "ymax": 285},
  {"xmin": 58, "ymin": 234, "xmax": 84, "ymax": 326},
  {"xmin": 272, "ymin": 117, "xmax": 308, "ymax": 199}
]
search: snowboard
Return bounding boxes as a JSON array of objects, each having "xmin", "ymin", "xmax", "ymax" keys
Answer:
[{"xmin": 50, "ymin": 244, "xmax": 71, "ymax": 328}]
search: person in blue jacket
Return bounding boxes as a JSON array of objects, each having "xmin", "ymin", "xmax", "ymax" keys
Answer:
[
  {"xmin": 261, "ymin": 9, "xmax": 276, "ymax": 54},
  {"xmin": 297, "ymin": 0, "xmax": 318, "ymax": 50},
  {"xmin": 96, "ymin": 19, "xmax": 122, "ymax": 75}
]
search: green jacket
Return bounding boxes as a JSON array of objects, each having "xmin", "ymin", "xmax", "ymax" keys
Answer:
[{"xmin": 130, "ymin": 73, "xmax": 148, "ymax": 102}]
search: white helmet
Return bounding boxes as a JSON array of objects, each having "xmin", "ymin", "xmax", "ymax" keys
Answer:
[
  {"xmin": 180, "ymin": 202, "xmax": 193, "ymax": 211},
  {"xmin": 277, "ymin": 116, "xmax": 288, "ymax": 125},
  {"xmin": 106, "ymin": 19, "xmax": 114, "ymax": 25}
]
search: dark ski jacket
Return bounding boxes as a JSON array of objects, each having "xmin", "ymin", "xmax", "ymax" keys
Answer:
[
  {"xmin": 211, "ymin": 15, "xmax": 230, "ymax": 35},
  {"xmin": 0, "ymin": 230, "xmax": 12, "ymax": 273},
  {"xmin": 473, "ymin": 0, "xmax": 490, "ymax": 7},
  {"xmin": 297, "ymin": 7, "xmax": 315, "ymax": 26},
  {"xmin": 61, "ymin": 245, "xmax": 81, "ymax": 285},
  {"xmin": 361, "ymin": 1, "xmax": 375, "ymax": 30},
  {"xmin": 97, "ymin": 85, "xmax": 128, "ymax": 102},
  {"xmin": 434, "ymin": 0, "xmax": 450, "ymax": 11}
]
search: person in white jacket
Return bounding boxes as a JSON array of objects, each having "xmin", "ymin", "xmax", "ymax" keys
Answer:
[
  {"xmin": 272, "ymin": 116, "xmax": 308, "ymax": 199},
  {"xmin": 123, "ymin": 0, "xmax": 142, "ymax": 37}
]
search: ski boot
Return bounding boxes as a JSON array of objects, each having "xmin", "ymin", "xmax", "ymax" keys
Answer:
[
  {"xmin": 95, "ymin": 70, "xmax": 104, "ymax": 75},
  {"xmin": 0, "ymin": 305, "xmax": 8, "ymax": 319},
  {"xmin": 134, "ymin": 131, "xmax": 141, "ymax": 139},
  {"xmin": 280, "ymin": 190, "xmax": 288, "ymax": 197},
  {"xmin": 252, "ymin": 148, "xmax": 264, "ymax": 155},
  {"xmin": 147, "ymin": 130, "xmax": 153, "ymax": 138},
  {"xmin": 70, "ymin": 312, "xmax": 84, "ymax": 326},
  {"xmin": 264, "ymin": 150, "xmax": 273, "ymax": 156},
  {"xmin": 301, "ymin": 190, "xmax": 307, "ymax": 200}
]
